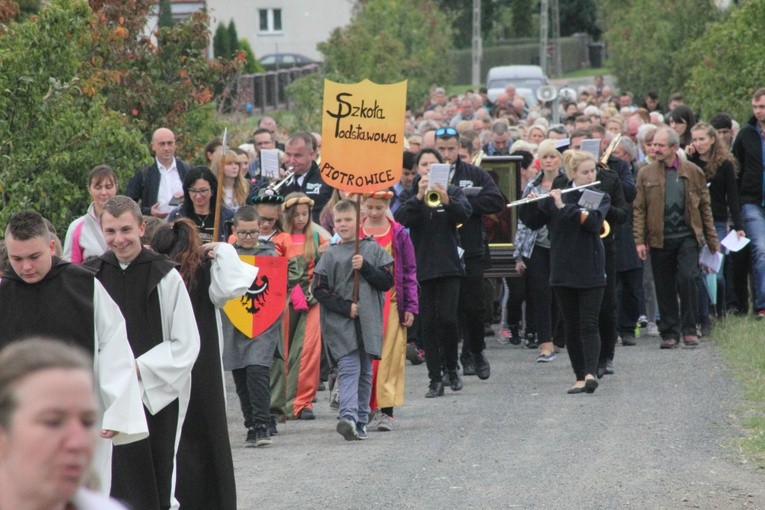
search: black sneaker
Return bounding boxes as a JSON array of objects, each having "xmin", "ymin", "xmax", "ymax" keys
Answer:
[
  {"xmin": 509, "ymin": 325, "xmax": 522, "ymax": 345},
  {"xmin": 621, "ymin": 334, "xmax": 636, "ymax": 346},
  {"xmin": 406, "ymin": 342, "xmax": 424, "ymax": 365},
  {"xmin": 425, "ymin": 380, "xmax": 444, "ymax": 398},
  {"xmin": 448, "ymin": 370, "xmax": 463, "ymax": 391},
  {"xmin": 356, "ymin": 422, "xmax": 367, "ymax": 440},
  {"xmin": 524, "ymin": 333, "xmax": 539, "ymax": 349},
  {"xmin": 251, "ymin": 426, "xmax": 272, "ymax": 447},
  {"xmin": 473, "ymin": 351, "xmax": 491, "ymax": 380},
  {"xmin": 461, "ymin": 352, "xmax": 476, "ymax": 376},
  {"xmin": 245, "ymin": 427, "xmax": 258, "ymax": 447},
  {"xmin": 337, "ymin": 418, "xmax": 359, "ymax": 441},
  {"xmin": 298, "ymin": 408, "xmax": 315, "ymax": 420},
  {"xmin": 268, "ymin": 416, "xmax": 278, "ymax": 436}
]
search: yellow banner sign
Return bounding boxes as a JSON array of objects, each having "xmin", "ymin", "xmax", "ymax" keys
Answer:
[{"xmin": 320, "ymin": 79, "xmax": 407, "ymax": 193}]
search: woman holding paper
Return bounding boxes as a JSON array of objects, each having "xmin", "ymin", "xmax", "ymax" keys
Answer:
[
  {"xmin": 393, "ymin": 148, "xmax": 471, "ymax": 398},
  {"xmin": 689, "ymin": 123, "xmax": 745, "ymax": 323},
  {"xmin": 520, "ymin": 150, "xmax": 610, "ymax": 394}
]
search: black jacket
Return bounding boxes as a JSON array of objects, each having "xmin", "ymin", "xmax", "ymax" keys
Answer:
[
  {"xmin": 126, "ymin": 158, "xmax": 191, "ymax": 216},
  {"xmin": 394, "ymin": 177, "xmax": 472, "ymax": 282},
  {"xmin": 450, "ymin": 158, "xmax": 506, "ymax": 264},
  {"xmin": 520, "ymin": 186, "xmax": 610, "ymax": 289},
  {"xmin": 732, "ymin": 116, "xmax": 764, "ymax": 206},
  {"xmin": 280, "ymin": 161, "xmax": 334, "ymax": 224}
]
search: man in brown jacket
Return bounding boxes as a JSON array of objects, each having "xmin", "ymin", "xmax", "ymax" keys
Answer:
[{"xmin": 633, "ymin": 127, "xmax": 719, "ymax": 348}]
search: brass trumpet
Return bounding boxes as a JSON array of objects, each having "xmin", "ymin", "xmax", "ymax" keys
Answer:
[
  {"xmin": 266, "ymin": 167, "xmax": 295, "ymax": 193},
  {"xmin": 425, "ymin": 188, "xmax": 442, "ymax": 208},
  {"xmin": 600, "ymin": 219, "xmax": 610, "ymax": 238}
]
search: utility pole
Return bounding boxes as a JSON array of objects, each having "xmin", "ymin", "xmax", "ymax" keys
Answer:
[
  {"xmin": 471, "ymin": 0, "xmax": 482, "ymax": 87},
  {"xmin": 551, "ymin": 0, "xmax": 561, "ymax": 77},
  {"xmin": 539, "ymin": 0, "xmax": 548, "ymax": 75}
]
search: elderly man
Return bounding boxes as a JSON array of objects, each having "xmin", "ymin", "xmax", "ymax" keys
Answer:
[
  {"xmin": 126, "ymin": 127, "xmax": 191, "ymax": 218},
  {"xmin": 280, "ymin": 132, "xmax": 334, "ymax": 223},
  {"xmin": 449, "ymin": 97, "xmax": 476, "ymax": 128},
  {"xmin": 633, "ymin": 128, "xmax": 719, "ymax": 347},
  {"xmin": 732, "ymin": 87, "xmax": 765, "ymax": 319}
]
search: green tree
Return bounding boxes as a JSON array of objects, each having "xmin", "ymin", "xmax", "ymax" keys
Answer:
[
  {"xmin": 213, "ymin": 22, "xmax": 230, "ymax": 59},
  {"xmin": 227, "ymin": 20, "xmax": 238, "ymax": 58},
  {"xmin": 157, "ymin": 0, "xmax": 172, "ymax": 27},
  {"xmin": 508, "ymin": 0, "xmax": 533, "ymax": 38},
  {"xmin": 433, "ymin": 0, "xmax": 496, "ymax": 50},
  {"xmin": 685, "ymin": 0, "xmax": 765, "ymax": 121},
  {"xmin": 238, "ymin": 38, "xmax": 263, "ymax": 74},
  {"xmin": 0, "ymin": 0, "xmax": 148, "ymax": 234},
  {"xmin": 560, "ymin": 0, "xmax": 600, "ymax": 40},
  {"xmin": 601, "ymin": 0, "xmax": 719, "ymax": 104},
  {"xmin": 319, "ymin": 0, "xmax": 454, "ymax": 109}
]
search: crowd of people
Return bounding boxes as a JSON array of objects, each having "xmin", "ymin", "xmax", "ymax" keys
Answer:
[{"xmin": 1, "ymin": 78, "xmax": 764, "ymax": 509}]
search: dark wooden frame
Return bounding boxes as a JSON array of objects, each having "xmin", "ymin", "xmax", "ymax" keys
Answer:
[{"xmin": 481, "ymin": 155, "xmax": 523, "ymax": 278}]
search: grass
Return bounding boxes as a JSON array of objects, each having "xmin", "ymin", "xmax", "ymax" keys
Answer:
[{"xmin": 712, "ymin": 315, "xmax": 765, "ymax": 467}]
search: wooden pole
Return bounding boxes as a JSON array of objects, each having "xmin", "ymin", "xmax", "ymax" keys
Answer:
[
  {"xmin": 352, "ymin": 193, "xmax": 361, "ymax": 303},
  {"xmin": 212, "ymin": 128, "xmax": 228, "ymax": 242}
]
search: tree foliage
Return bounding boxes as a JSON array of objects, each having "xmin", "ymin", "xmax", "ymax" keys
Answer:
[
  {"xmin": 0, "ymin": 0, "xmax": 242, "ymax": 234},
  {"xmin": 433, "ymin": 0, "xmax": 496, "ymax": 50},
  {"xmin": 213, "ymin": 22, "xmax": 230, "ymax": 59},
  {"xmin": 507, "ymin": 0, "xmax": 533, "ymax": 38},
  {"xmin": 685, "ymin": 0, "xmax": 765, "ymax": 121},
  {"xmin": 601, "ymin": 0, "xmax": 719, "ymax": 105},
  {"xmin": 319, "ymin": 0, "xmax": 454, "ymax": 109},
  {"xmin": 559, "ymin": 0, "xmax": 600, "ymax": 40}
]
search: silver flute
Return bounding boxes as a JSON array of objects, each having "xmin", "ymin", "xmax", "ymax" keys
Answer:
[{"xmin": 506, "ymin": 180, "xmax": 601, "ymax": 208}]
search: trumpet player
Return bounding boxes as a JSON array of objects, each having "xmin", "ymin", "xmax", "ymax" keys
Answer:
[
  {"xmin": 521, "ymin": 150, "xmax": 611, "ymax": 394},
  {"xmin": 432, "ymin": 127, "xmax": 505, "ymax": 381},
  {"xmin": 394, "ymin": 148, "xmax": 472, "ymax": 398},
  {"xmin": 280, "ymin": 132, "xmax": 334, "ymax": 224}
]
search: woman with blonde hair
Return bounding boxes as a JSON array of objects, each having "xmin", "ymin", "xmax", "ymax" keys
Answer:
[
  {"xmin": 521, "ymin": 150, "xmax": 611, "ymax": 393},
  {"xmin": 213, "ymin": 149, "xmax": 250, "ymax": 211},
  {"xmin": 514, "ymin": 139, "xmax": 566, "ymax": 360}
]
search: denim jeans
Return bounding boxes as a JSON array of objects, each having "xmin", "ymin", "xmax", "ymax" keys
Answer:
[
  {"xmin": 336, "ymin": 347, "xmax": 373, "ymax": 426},
  {"xmin": 742, "ymin": 204, "xmax": 765, "ymax": 311}
]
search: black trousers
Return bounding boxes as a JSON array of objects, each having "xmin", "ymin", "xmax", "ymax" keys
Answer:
[
  {"xmin": 555, "ymin": 286, "xmax": 604, "ymax": 380},
  {"xmin": 111, "ymin": 399, "xmax": 179, "ymax": 510},
  {"xmin": 616, "ymin": 267, "xmax": 643, "ymax": 336},
  {"xmin": 598, "ymin": 244, "xmax": 618, "ymax": 364},
  {"xmin": 420, "ymin": 276, "xmax": 461, "ymax": 383},
  {"xmin": 526, "ymin": 247, "xmax": 557, "ymax": 343},
  {"xmin": 232, "ymin": 364, "xmax": 271, "ymax": 429},
  {"xmin": 504, "ymin": 274, "xmax": 527, "ymax": 328},
  {"xmin": 459, "ymin": 257, "xmax": 487, "ymax": 355},
  {"xmin": 650, "ymin": 236, "xmax": 699, "ymax": 339}
]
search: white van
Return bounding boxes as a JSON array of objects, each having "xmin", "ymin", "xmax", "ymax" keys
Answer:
[{"xmin": 485, "ymin": 65, "xmax": 549, "ymax": 102}]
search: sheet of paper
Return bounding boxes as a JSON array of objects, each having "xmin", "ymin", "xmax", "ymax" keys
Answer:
[
  {"xmin": 580, "ymin": 139, "xmax": 601, "ymax": 160},
  {"xmin": 699, "ymin": 245, "xmax": 723, "ymax": 273},
  {"xmin": 260, "ymin": 149, "xmax": 281, "ymax": 180},
  {"xmin": 428, "ymin": 163, "xmax": 450, "ymax": 191},
  {"xmin": 720, "ymin": 230, "xmax": 750, "ymax": 253},
  {"xmin": 578, "ymin": 188, "xmax": 604, "ymax": 211}
]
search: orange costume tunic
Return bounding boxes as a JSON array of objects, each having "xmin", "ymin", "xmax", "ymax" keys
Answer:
[{"xmin": 271, "ymin": 231, "xmax": 326, "ymax": 419}]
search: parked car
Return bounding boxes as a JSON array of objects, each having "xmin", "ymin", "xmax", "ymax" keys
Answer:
[
  {"xmin": 258, "ymin": 53, "xmax": 315, "ymax": 71},
  {"xmin": 485, "ymin": 65, "xmax": 549, "ymax": 102}
]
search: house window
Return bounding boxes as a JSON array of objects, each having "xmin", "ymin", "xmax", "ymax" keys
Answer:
[{"xmin": 258, "ymin": 8, "xmax": 282, "ymax": 33}]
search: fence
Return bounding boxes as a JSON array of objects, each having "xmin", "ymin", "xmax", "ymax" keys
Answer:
[{"xmin": 235, "ymin": 64, "xmax": 320, "ymax": 114}]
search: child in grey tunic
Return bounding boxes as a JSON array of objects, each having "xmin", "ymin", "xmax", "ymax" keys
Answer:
[{"xmin": 312, "ymin": 199, "xmax": 394, "ymax": 440}]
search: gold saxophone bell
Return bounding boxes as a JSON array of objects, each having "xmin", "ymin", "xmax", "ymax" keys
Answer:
[
  {"xmin": 425, "ymin": 189, "xmax": 442, "ymax": 208},
  {"xmin": 600, "ymin": 220, "xmax": 611, "ymax": 238}
]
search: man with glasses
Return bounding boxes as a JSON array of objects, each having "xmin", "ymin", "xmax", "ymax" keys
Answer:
[
  {"xmin": 434, "ymin": 127, "xmax": 505, "ymax": 380},
  {"xmin": 126, "ymin": 127, "xmax": 191, "ymax": 218}
]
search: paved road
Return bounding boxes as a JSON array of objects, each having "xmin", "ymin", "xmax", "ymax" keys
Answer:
[{"xmin": 226, "ymin": 329, "xmax": 763, "ymax": 509}]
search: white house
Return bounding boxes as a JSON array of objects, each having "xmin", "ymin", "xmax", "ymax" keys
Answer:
[{"xmin": 205, "ymin": 0, "xmax": 356, "ymax": 61}]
